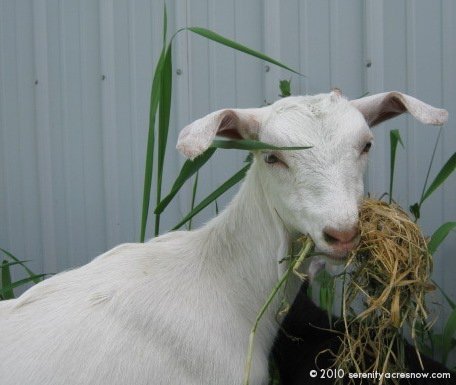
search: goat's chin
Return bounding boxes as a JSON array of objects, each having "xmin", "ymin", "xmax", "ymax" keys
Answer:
[{"xmin": 323, "ymin": 251, "xmax": 350, "ymax": 265}]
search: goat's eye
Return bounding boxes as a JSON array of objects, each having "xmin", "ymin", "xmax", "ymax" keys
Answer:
[
  {"xmin": 362, "ymin": 142, "xmax": 372, "ymax": 154},
  {"xmin": 264, "ymin": 154, "xmax": 279, "ymax": 164}
]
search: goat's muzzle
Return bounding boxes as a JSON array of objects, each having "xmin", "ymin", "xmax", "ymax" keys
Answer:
[{"xmin": 323, "ymin": 226, "xmax": 360, "ymax": 258}]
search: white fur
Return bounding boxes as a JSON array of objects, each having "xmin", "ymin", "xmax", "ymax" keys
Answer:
[{"xmin": 0, "ymin": 92, "xmax": 447, "ymax": 385}]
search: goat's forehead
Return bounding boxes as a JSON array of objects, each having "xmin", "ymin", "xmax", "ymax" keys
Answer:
[{"xmin": 261, "ymin": 95, "xmax": 369, "ymax": 146}]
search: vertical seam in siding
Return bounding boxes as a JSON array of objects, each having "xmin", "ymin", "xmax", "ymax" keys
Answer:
[
  {"xmin": 0, "ymin": 1, "xmax": 10, "ymax": 250},
  {"xmin": 126, "ymin": 0, "xmax": 135, "ymax": 240},
  {"xmin": 31, "ymin": 0, "xmax": 53, "ymax": 273},
  {"xmin": 99, "ymin": 0, "xmax": 120, "ymax": 247},
  {"xmin": 78, "ymin": 0, "xmax": 89, "ymax": 261},
  {"xmin": 58, "ymin": 0, "xmax": 70, "ymax": 267},
  {"xmin": 14, "ymin": 1, "xmax": 27, "ymax": 261},
  {"xmin": 128, "ymin": 0, "xmax": 139, "ymax": 238}
]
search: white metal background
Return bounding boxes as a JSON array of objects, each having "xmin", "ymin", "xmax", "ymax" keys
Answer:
[{"xmin": 0, "ymin": 0, "xmax": 455, "ymax": 332}]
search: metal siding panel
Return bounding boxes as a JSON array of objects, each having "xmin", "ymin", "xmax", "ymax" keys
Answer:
[
  {"xmin": 262, "ymin": 0, "xmax": 282, "ymax": 103},
  {"xmin": 32, "ymin": 0, "xmax": 58, "ymax": 273},
  {"xmin": 99, "ymin": 0, "xmax": 122, "ymax": 247},
  {"xmin": 302, "ymin": 0, "xmax": 331, "ymax": 93},
  {"xmin": 279, "ymin": 0, "xmax": 301, "ymax": 95},
  {"xmin": 408, "ymin": 2, "xmax": 446, "ymax": 317},
  {"xmin": 0, "ymin": 1, "xmax": 16, "ymax": 256},
  {"xmin": 298, "ymin": 1, "xmax": 309, "ymax": 93},
  {"xmin": 60, "ymin": 1, "xmax": 88, "ymax": 267},
  {"xmin": 234, "ymin": 0, "xmax": 265, "ymax": 107},
  {"xmin": 187, "ymin": 0, "xmax": 210, "ymax": 122},
  {"xmin": 46, "ymin": 0, "xmax": 70, "ymax": 271},
  {"xmin": 329, "ymin": 0, "xmax": 364, "ymax": 98},
  {"xmin": 113, "ymin": 0, "xmax": 136, "ymax": 243},
  {"xmin": 412, "ymin": 2, "xmax": 445, "ymax": 236},
  {"xmin": 0, "ymin": 1, "xmax": 9, "ymax": 253},
  {"xmin": 382, "ymin": 0, "xmax": 408, "ymax": 207},
  {"xmin": 0, "ymin": 1, "xmax": 27, "ymax": 266},
  {"xmin": 128, "ymin": 0, "xmax": 152, "ymax": 240},
  {"xmin": 404, "ymin": 0, "xmax": 417, "ymax": 206},
  {"xmin": 14, "ymin": 0, "xmax": 43, "ymax": 275},
  {"xmin": 79, "ymin": 0, "xmax": 106, "ymax": 261},
  {"xmin": 364, "ymin": 0, "xmax": 387, "ymax": 197}
]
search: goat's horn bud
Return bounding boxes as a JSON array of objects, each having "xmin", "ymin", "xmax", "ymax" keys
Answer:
[{"xmin": 330, "ymin": 87, "xmax": 343, "ymax": 102}]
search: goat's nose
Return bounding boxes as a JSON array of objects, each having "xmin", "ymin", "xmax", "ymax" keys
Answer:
[{"xmin": 323, "ymin": 226, "xmax": 359, "ymax": 245}]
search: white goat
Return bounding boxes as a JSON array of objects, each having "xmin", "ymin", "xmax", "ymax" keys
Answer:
[{"xmin": 0, "ymin": 91, "xmax": 447, "ymax": 385}]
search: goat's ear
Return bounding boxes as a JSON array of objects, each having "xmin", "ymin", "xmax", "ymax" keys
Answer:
[
  {"xmin": 176, "ymin": 108, "xmax": 266, "ymax": 159},
  {"xmin": 351, "ymin": 91, "xmax": 448, "ymax": 128}
]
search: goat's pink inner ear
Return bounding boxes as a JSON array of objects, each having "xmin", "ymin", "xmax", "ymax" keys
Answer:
[
  {"xmin": 177, "ymin": 106, "xmax": 266, "ymax": 160},
  {"xmin": 217, "ymin": 112, "xmax": 244, "ymax": 140},
  {"xmin": 351, "ymin": 91, "xmax": 448, "ymax": 128},
  {"xmin": 368, "ymin": 96, "xmax": 406, "ymax": 126}
]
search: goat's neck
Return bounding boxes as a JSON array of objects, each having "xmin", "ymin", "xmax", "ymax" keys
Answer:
[{"xmin": 198, "ymin": 163, "xmax": 290, "ymax": 320}]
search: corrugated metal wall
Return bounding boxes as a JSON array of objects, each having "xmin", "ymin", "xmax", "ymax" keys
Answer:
[{"xmin": 1, "ymin": 0, "xmax": 455, "ymax": 322}]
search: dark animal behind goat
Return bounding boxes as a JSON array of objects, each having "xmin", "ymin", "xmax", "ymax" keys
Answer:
[{"xmin": 272, "ymin": 282, "xmax": 454, "ymax": 385}]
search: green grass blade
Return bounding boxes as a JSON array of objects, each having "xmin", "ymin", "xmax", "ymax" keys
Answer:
[
  {"xmin": 409, "ymin": 202, "xmax": 421, "ymax": 221},
  {"xmin": 0, "ymin": 274, "xmax": 47, "ymax": 298},
  {"xmin": 162, "ymin": 3, "xmax": 167, "ymax": 45},
  {"xmin": 1, "ymin": 260, "xmax": 31, "ymax": 268},
  {"xmin": 428, "ymin": 333, "xmax": 456, "ymax": 355},
  {"xmin": 173, "ymin": 164, "xmax": 250, "ymax": 230},
  {"xmin": 211, "ymin": 139, "xmax": 311, "ymax": 151},
  {"xmin": 154, "ymin": 44, "xmax": 173, "ymax": 237},
  {"xmin": 279, "ymin": 79, "xmax": 291, "ymax": 97},
  {"xmin": 428, "ymin": 222, "xmax": 456, "ymax": 255},
  {"xmin": 432, "ymin": 279, "xmax": 456, "ymax": 309},
  {"xmin": 315, "ymin": 269, "xmax": 335, "ymax": 328},
  {"xmin": 306, "ymin": 283, "xmax": 313, "ymax": 298},
  {"xmin": 419, "ymin": 127, "xmax": 443, "ymax": 204},
  {"xmin": 187, "ymin": 27, "xmax": 301, "ymax": 75},
  {"xmin": 1, "ymin": 260, "xmax": 14, "ymax": 299},
  {"xmin": 188, "ymin": 170, "xmax": 199, "ymax": 230},
  {"xmin": 442, "ymin": 306, "xmax": 456, "ymax": 365},
  {"xmin": 421, "ymin": 152, "xmax": 456, "ymax": 204},
  {"xmin": 215, "ymin": 200, "xmax": 219, "ymax": 215},
  {"xmin": 155, "ymin": 148, "xmax": 217, "ymax": 215},
  {"xmin": 389, "ymin": 129, "xmax": 404, "ymax": 204},
  {"xmin": 0, "ymin": 247, "xmax": 41, "ymax": 284},
  {"xmin": 140, "ymin": 48, "xmax": 166, "ymax": 242}
]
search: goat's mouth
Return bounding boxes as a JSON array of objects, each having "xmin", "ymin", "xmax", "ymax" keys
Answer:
[{"xmin": 319, "ymin": 235, "xmax": 361, "ymax": 262}]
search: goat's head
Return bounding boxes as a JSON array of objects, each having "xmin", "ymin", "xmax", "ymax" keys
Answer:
[{"xmin": 177, "ymin": 91, "xmax": 448, "ymax": 260}]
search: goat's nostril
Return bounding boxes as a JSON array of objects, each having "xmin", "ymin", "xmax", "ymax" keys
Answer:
[
  {"xmin": 323, "ymin": 231, "xmax": 339, "ymax": 244},
  {"xmin": 323, "ymin": 226, "xmax": 359, "ymax": 245}
]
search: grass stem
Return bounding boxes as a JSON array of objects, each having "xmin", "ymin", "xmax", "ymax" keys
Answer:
[{"xmin": 242, "ymin": 237, "xmax": 314, "ymax": 385}]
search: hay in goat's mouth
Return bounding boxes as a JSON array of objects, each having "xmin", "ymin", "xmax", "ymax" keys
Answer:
[{"xmin": 335, "ymin": 198, "xmax": 434, "ymax": 385}]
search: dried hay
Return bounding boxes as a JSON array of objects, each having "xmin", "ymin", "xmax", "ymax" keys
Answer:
[{"xmin": 336, "ymin": 198, "xmax": 434, "ymax": 384}]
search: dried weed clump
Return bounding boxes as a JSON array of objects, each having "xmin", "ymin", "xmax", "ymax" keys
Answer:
[{"xmin": 336, "ymin": 198, "xmax": 434, "ymax": 385}]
